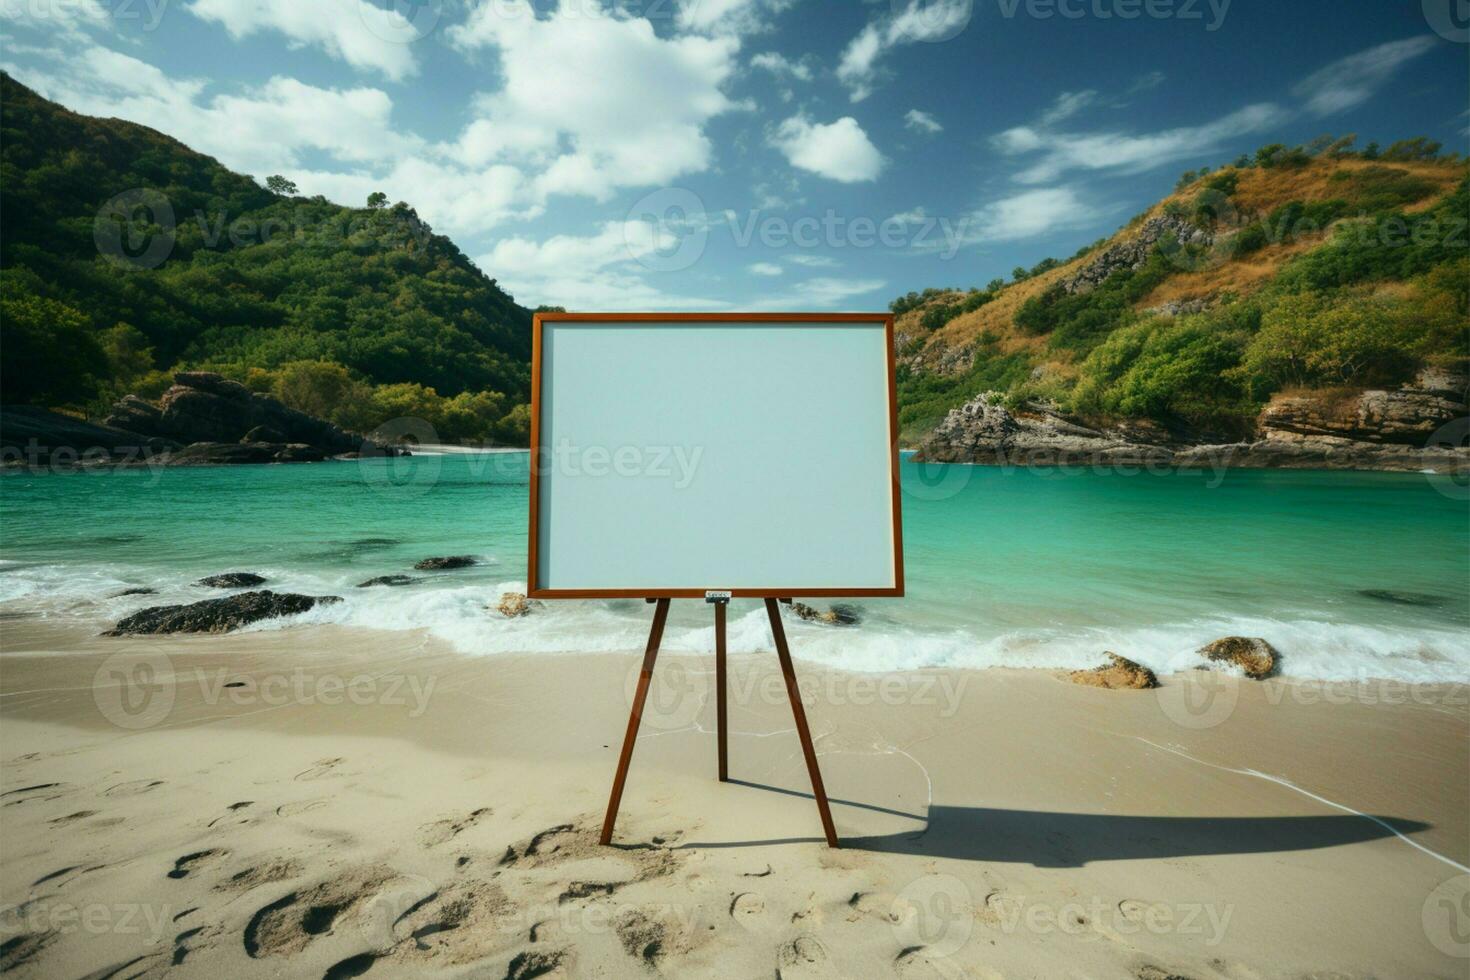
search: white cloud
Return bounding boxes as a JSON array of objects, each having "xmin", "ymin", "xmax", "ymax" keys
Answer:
[
  {"xmin": 747, "ymin": 276, "xmax": 887, "ymax": 310},
  {"xmin": 837, "ymin": 0, "xmax": 971, "ymax": 102},
  {"xmin": 0, "ymin": 0, "xmax": 111, "ymax": 36},
  {"xmin": 964, "ymin": 187, "xmax": 1099, "ymax": 243},
  {"xmin": 186, "ymin": 0, "xmax": 420, "ymax": 81},
  {"xmin": 994, "ymin": 102, "xmax": 1287, "ymax": 184},
  {"xmin": 787, "ymin": 253, "xmax": 839, "ymax": 268},
  {"xmin": 750, "ymin": 51, "xmax": 812, "ymax": 81},
  {"xmin": 4, "ymin": 40, "xmax": 538, "ymax": 236},
  {"xmin": 888, "ymin": 206, "xmax": 927, "ymax": 224},
  {"xmin": 292, "ymin": 160, "xmax": 538, "ymax": 235},
  {"xmin": 7, "ymin": 2, "xmax": 747, "ymax": 236},
  {"xmin": 447, "ymin": 0, "xmax": 739, "ymax": 201},
  {"xmin": 1128, "ymin": 70, "xmax": 1166, "ymax": 94},
  {"xmin": 1038, "ymin": 90, "xmax": 1097, "ymax": 126},
  {"xmin": 1293, "ymin": 36, "xmax": 1436, "ymax": 116},
  {"xmin": 771, "ymin": 114, "xmax": 884, "ymax": 182},
  {"xmin": 477, "ymin": 222, "xmax": 723, "ymax": 310},
  {"xmin": 8, "ymin": 43, "xmax": 417, "ymax": 176},
  {"xmin": 481, "ymin": 220, "xmax": 880, "ymax": 309},
  {"xmin": 904, "ymin": 109, "xmax": 942, "ymax": 134},
  {"xmin": 677, "ymin": 0, "xmax": 793, "ymax": 35}
]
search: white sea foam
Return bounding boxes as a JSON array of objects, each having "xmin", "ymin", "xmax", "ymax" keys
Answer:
[{"xmin": 8, "ymin": 561, "xmax": 1465, "ymax": 685}]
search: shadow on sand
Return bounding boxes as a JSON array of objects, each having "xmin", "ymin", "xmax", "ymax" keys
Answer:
[{"xmin": 681, "ymin": 780, "xmax": 1429, "ymax": 868}]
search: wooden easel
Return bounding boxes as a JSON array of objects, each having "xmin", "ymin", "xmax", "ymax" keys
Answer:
[{"xmin": 599, "ymin": 597, "xmax": 840, "ymax": 848}]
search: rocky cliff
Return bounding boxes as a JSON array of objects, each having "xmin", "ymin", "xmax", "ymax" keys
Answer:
[
  {"xmin": 1057, "ymin": 213, "xmax": 1213, "ymax": 295},
  {"xmin": 915, "ymin": 368, "xmax": 1469, "ymax": 474},
  {"xmin": 104, "ymin": 372, "xmax": 368, "ymax": 456},
  {"xmin": 2, "ymin": 372, "xmax": 398, "ymax": 466}
]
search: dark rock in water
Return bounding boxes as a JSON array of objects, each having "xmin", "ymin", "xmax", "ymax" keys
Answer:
[
  {"xmin": 414, "ymin": 556, "xmax": 478, "ymax": 571},
  {"xmin": 197, "ymin": 572, "xmax": 267, "ymax": 588},
  {"xmin": 272, "ymin": 443, "xmax": 326, "ymax": 463},
  {"xmin": 1358, "ymin": 589, "xmax": 1447, "ymax": 608},
  {"xmin": 788, "ymin": 601, "xmax": 861, "ymax": 626},
  {"xmin": 166, "ymin": 441, "xmax": 282, "ymax": 465},
  {"xmin": 110, "ymin": 587, "xmax": 158, "ymax": 597},
  {"xmin": 1198, "ymin": 636, "xmax": 1278, "ymax": 680},
  {"xmin": 0, "ymin": 405, "xmax": 178, "ymax": 465},
  {"xmin": 243, "ymin": 425, "xmax": 286, "ymax": 444},
  {"xmin": 104, "ymin": 590, "xmax": 340, "ymax": 635},
  {"xmin": 357, "ymin": 575, "xmax": 416, "ymax": 588},
  {"xmin": 96, "ymin": 371, "xmax": 404, "ymax": 464},
  {"xmin": 1069, "ymin": 653, "xmax": 1158, "ymax": 690},
  {"xmin": 104, "ymin": 394, "xmax": 165, "ymax": 434}
]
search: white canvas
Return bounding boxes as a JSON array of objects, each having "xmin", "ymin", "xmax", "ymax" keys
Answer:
[{"xmin": 531, "ymin": 318, "xmax": 901, "ymax": 595}]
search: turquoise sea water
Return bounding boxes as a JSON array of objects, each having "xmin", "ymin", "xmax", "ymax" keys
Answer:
[{"xmin": 2, "ymin": 453, "xmax": 1467, "ymax": 682}]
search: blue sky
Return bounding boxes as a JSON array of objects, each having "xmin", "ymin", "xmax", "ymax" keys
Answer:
[{"xmin": 2, "ymin": 0, "xmax": 1466, "ymax": 311}]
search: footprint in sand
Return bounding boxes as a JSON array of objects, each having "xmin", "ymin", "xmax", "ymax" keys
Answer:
[
  {"xmin": 974, "ymin": 890, "xmax": 1013, "ymax": 928},
  {"xmin": 244, "ymin": 866, "xmax": 396, "ymax": 959},
  {"xmin": 614, "ymin": 908, "xmax": 698, "ymax": 969},
  {"xmin": 1136, "ymin": 968, "xmax": 1198, "ymax": 980},
  {"xmin": 172, "ymin": 925, "xmax": 207, "ymax": 966},
  {"xmin": 894, "ymin": 946, "xmax": 993, "ymax": 980},
  {"xmin": 276, "ymin": 799, "xmax": 329, "ymax": 817},
  {"xmin": 561, "ymin": 880, "xmax": 625, "ymax": 906},
  {"xmin": 776, "ymin": 936, "xmax": 840, "ymax": 980},
  {"xmin": 847, "ymin": 891, "xmax": 899, "ymax": 924},
  {"xmin": 417, "ymin": 808, "xmax": 491, "ymax": 847},
  {"xmin": 216, "ymin": 858, "xmax": 303, "ymax": 893},
  {"xmin": 729, "ymin": 892, "xmax": 766, "ymax": 930},
  {"xmin": 2, "ymin": 782, "xmax": 72, "ymax": 806},
  {"xmin": 168, "ymin": 849, "xmax": 227, "ymax": 880},
  {"xmin": 32, "ymin": 864, "xmax": 87, "ymax": 887},
  {"xmin": 504, "ymin": 948, "xmax": 570, "ymax": 980},
  {"xmin": 207, "ymin": 801, "xmax": 256, "ymax": 829},
  {"xmin": 103, "ymin": 779, "xmax": 164, "ymax": 797},
  {"xmin": 323, "ymin": 952, "xmax": 380, "ymax": 980},
  {"xmin": 382, "ymin": 880, "xmax": 511, "ymax": 956},
  {"xmin": 294, "ymin": 758, "xmax": 347, "ymax": 782}
]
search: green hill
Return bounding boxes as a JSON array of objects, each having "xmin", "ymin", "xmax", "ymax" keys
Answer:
[
  {"xmin": 892, "ymin": 141, "xmax": 1468, "ymax": 447},
  {"xmin": 0, "ymin": 73, "xmax": 533, "ymax": 444}
]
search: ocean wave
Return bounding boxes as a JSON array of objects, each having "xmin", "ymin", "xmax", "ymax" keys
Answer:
[{"xmin": 4, "ymin": 562, "xmax": 1467, "ymax": 684}]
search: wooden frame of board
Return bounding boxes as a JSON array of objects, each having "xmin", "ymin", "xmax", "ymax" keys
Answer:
[{"xmin": 526, "ymin": 311, "xmax": 905, "ymax": 600}]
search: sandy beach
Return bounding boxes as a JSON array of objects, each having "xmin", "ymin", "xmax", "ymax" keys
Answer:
[{"xmin": 1, "ymin": 618, "xmax": 1465, "ymax": 979}]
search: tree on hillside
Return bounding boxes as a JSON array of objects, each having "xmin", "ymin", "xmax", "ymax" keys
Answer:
[
  {"xmin": 367, "ymin": 191, "xmax": 388, "ymax": 209},
  {"xmin": 272, "ymin": 360, "xmax": 369, "ymax": 422},
  {"xmin": 1381, "ymin": 137, "xmax": 1442, "ymax": 162},
  {"xmin": 266, "ymin": 175, "xmax": 299, "ymax": 196},
  {"xmin": 0, "ymin": 275, "xmax": 107, "ymax": 407}
]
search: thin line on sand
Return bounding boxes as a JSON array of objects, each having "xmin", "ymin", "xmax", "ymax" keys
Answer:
[{"xmin": 1131, "ymin": 735, "xmax": 1470, "ymax": 874}]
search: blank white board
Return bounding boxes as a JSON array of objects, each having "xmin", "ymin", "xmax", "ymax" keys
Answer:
[{"xmin": 529, "ymin": 314, "xmax": 903, "ymax": 597}]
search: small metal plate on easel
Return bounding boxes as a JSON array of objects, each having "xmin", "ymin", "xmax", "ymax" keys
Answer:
[{"xmin": 704, "ymin": 590, "xmax": 732, "ymax": 603}]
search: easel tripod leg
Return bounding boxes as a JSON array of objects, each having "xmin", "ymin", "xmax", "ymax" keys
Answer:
[
  {"xmin": 600, "ymin": 597, "xmax": 671, "ymax": 845},
  {"xmin": 764, "ymin": 598, "xmax": 840, "ymax": 848},
  {"xmin": 715, "ymin": 600, "xmax": 728, "ymax": 782}
]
